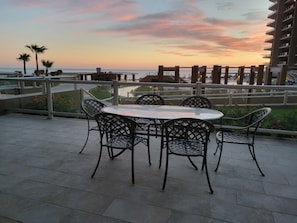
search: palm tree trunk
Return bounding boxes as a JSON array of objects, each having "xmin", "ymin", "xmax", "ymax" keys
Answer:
[
  {"xmin": 23, "ymin": 60, "xmax": 27, "ymax": 74},
  {"xmin": 35, "ymin": 53, "xmax": 38, "ymax": 71}
]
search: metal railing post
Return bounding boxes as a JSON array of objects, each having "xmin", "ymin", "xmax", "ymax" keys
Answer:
[
  {"xmin": 229, "ymin": 93, "xmax": 232, "ymax": 105},
  {"xmin": 195, "ymin": 82, "xmax": 202, "ymax": 95},
  {"xmin": 284, "ymin": 90, "xmax": 288, "ymax": 105},
  {"xmin": 42, "ymin": 76, "xmax": 46, "ymax": 94},
  {"xmin": 46, "ymin": 78, "xmax": 54, "ymax": 119},
  {"xmin": 112, "ymin": 80, "xmax": 119, "ymax": 105}
]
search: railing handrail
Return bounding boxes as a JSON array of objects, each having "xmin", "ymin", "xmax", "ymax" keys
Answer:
[
  {"xmin": 2, "ymin": 76, "xmax": 297, "ymax": 89},
  {"xmin": 1, "ymin": 77, "xmax": 297, "ymax": 137}
]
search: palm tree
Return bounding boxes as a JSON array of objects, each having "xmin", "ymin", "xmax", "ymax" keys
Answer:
[
  {"xmin": 26, "ymin": 44, "xmax": 47, "ymax": 73},
  {"xmin": 42, "ymin": 60, "xmax": 54, "ymax": 76},
  {"xmin": 16, "ymin": 53, "xmax": 30, "ymax": 74}
]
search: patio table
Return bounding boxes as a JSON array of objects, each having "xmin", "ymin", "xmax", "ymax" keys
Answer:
[
  {"xmin": 102, "ymin": 104, "xmax": 224, "ymax": 168},
  {"xmin": 101, "ymin": 104, "xmax": 223, "ymax": 121}
]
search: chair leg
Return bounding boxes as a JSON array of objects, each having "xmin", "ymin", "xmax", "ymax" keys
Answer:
[
  {"xmin": 147, "ymin": 138, "xmax": 151, "ymax": 166},
  {"xmin": 248, "ymin": 145, "xmax": 256, "ymax": 160},
  {"xmin": 187, "ymin": 157, "xmax": 198, "ymax": 170},
  {"xmin": 213, "ymin": 139, "xmax": 220, "ymax": 155},
  {"xmin": 79, "ymin": 119, "xmax": 91, "ymax": 154},
  {"xmin": 159, "ymin": 130, "xmax": 164, "ymax": 169},
  {"xmin": 214, "ymin": 143, "xmax": 223, "ymax": 172},
  {"xmin": 107, "ymin": 147, "xmax": 112, "ymax": 158},
  {"xmin": 162, "ymin": 149, "xmax": 169, "ymax": 190},
  {"xmin": 202, "ymin": 155, "xmax": 206, "ymax": 170},
  {"xmin": 109, "ymin": 149, "xmax": 126, "ymax": 159},
  {"xmin": 131, "ymin": 147, "xmax": 135, "ymax": 184},
  {"xmin": 204, "ymin": 156, "xmax": 214, "ymax": 194},
  {"xmin": 249, "ymin": 145, "xmax": 265, "ymax": 176},
  {"xmin": 144, "ymin": 128, "xmax": 151, "ymax": 166},
  {"xmin": 91, "ymin": 147, "xmax": 103, "ymax": 178}
]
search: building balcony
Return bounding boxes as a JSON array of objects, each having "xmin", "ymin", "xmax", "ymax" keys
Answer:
[
  {"xmin": 267, "ymin": 20, "xmax": 276, "ymax": 27},
  {"xmin": 268, "ymin": 11, "xmax": 277, "ymax": 19},
  {"xmin": 280, "ymin": 34, "xmax": 291, "ymax": 40},
  {"xmin": 279, "ymin": 43, "xmax": 290, "ymax": 49},
  {"xmin": 281, "ymin": 24, "xmax": 293, "ymax": 31},
  {"xmin": 0, "ymin": 111, "xmax": 297, "ymax": 223},
  {"xmin": 285, "ymin": 0, "xmax": 296, "ymax": 4},
  {"xmin": 283, "ymin": 14, "xmax": 294, "ymax": 23},
  {"xmin": 269, "ymin": 2, "xmax": 278, "ymax": 11},
  {"xmin": 278, "ymin": 53, "xmax": 289, "ymax": 58},
  {"xmin": 278, "ymin": 61, "xmax": 288, "ymax": 65},
  {"xmin": 263, "ymin": 54, "xmax": 271, "ymax": 58},
  {"xmin": 265, "ymin": 38, "xmax": 274, "ymax": 43},
  {"xmin": 284, "ymin": 4, "xmax": 295, "ymax": 13},
  {"xmin": 266, "ymin": 29, "xmax": 275, "ymax": 35}
]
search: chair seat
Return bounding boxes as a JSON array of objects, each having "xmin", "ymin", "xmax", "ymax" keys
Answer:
[
  {"xmin": 216, "ymin": 131, "xmax": 252, "ymax": 145},
  {"xmin": 106, "ymin": 135, "xmax": 133, "ymax": 149},
  {"xmin": 90, "ymin": 126, "xmax": 99, "ymax": 131},
  {"xmin": 106, "ymin": 135, "xmax": 147, "ymax": 149},
  {"xmin": 168, "ymin": 139, "xmax": 203, "ymax": 156},
  {"xmin": 135, "ymin": 135, "xmax": 148, "ymax": 146},
  {"xmin": 135, "ymin": 119, "xmax": 155, "ymax": 133}
]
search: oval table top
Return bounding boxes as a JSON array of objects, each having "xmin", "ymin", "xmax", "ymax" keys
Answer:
[{"xmin": 102, "ymin": 104, "xmax": 223, "ymax": 121}]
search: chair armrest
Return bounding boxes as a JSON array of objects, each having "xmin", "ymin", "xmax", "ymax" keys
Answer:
[
  {"xmin": 218, "ymin": 115, "xmax": 248, "ymax": 128},
  {"xmin": 217, "ymin": 124, "xmax": 249, "ymax": 131}
]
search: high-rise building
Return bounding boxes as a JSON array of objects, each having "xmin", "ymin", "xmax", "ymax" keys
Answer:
[{"xmin": 265, "ymin": 0, "xmax": 297, "ymax": 69}]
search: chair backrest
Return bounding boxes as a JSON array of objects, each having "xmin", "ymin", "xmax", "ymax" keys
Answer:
[
  {"xmin": 81, "ymin": 99, "xmax": 105, "ymax": 118},
  {"xmin": 95, "ymin": 112, "xmax": 136, "ymax": 143},
  {"xmin": 180, "ymin": 96, "xmax": 212, "ymax": 108},
  {"xmin": 246, "ymin": 107, "xmax": 272, "ymax": 130},
  {"xmin": 163, "ymin": 118, "xmax": 214, "ymax": 144},
  {"xmin": 135, "ymin": 94, "xmax": 165, "ymax": 105}
]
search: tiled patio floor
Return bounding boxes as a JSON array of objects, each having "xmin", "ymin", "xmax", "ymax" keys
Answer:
[{"xmin": 0, "ymin": 113, "xmax": 297, "ymax": 223}]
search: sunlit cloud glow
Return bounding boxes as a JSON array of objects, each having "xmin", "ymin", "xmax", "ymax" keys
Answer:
[{"xmin": 1, "ymin": 0, "xmax": 271, "ymax": 69}]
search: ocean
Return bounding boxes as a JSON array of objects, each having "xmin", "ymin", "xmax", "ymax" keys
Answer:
[
  {"xmin": 0, "ymin": 66, "xmax": 242, "ymax": 83},
  {"xmin": 0, "ymin": 67, "xmax": 158, "ymax": 80}
]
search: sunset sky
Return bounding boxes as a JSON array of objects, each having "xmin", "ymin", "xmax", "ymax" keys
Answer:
[{"xmin": 0, "ymin": 0, "xmax": 271, "ymax": 70}]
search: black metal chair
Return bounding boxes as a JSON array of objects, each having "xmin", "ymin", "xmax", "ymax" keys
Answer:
[
  {"xmin": 134, "ymin": 94, "xmax": 165, "ymax": 164},
  {"xmin": 159, "ymin": 95, "xmax": 214, "ymax": 168},
  {"xmin": 180, "ymin": 95, "xmax": 212, "ymax": 108},
  {"xmin": 214, "ymin": 107, "xmax": 272, "ymax": 176},
  {"xmin": 135, "ymin": 94, "xmax": 165, "ymax": 106},
  {"xmin": 92, "ymin": 112, "xmax": 148, "ymax": 184},
  {"xmin": 161, "ymin": 118, "xmax": 214, "ymax": 194},
  {"xmin": 79, "ymin": 98, "xmax": 106, "ymax": 154}
]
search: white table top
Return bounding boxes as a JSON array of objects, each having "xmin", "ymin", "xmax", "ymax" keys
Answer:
[{"xmin": 102, "ymin": 104, "xmax": 223, "ymax": 120}]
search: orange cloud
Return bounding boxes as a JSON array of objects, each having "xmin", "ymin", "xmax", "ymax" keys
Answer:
[{"xmin": 8, "ymin": 0, "xmax": 269, "ymax": 68}]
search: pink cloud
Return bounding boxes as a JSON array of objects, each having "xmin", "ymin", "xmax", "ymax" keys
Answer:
[
  {"xmin": 11, "ymin": 0, "xmax": 139, "ymax": 22},
  {"xmin": 11, "ymin": 0, "xmax": 268, "ymax": 57}
]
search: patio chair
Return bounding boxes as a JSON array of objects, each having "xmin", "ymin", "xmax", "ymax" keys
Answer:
[
  {"xmin": 180, "ymin": 95, "xmax": 212, "ymax": 108},
  {"xmin": 161, "ymin": 118, "xmax": 214, "ymax": 194},
  {"xmin": 92, "ymin": 112, "xmax": 148, "ymax": 184},
  {"xmin": 214, "ymin": 107, "xmax": 272, "ymax": 176},
  {"xmin": 136, "ymin": 94, "xmax": 165, "ymax": 105},
  {"xmin": 134, "ymin": 94, "xmax": 165, "ymax": 164},
  {"xmin": 158, "ymin": 95, "xmax": 213, "ymax": 168},
  {"xmin": 79, "ymin": 98, "xmax": 105, "ymax": 154}
]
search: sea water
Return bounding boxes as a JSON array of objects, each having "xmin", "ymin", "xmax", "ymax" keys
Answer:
[{"xmin": 0, "ymin": 66, "xmax": 250, "ymax": 97}]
